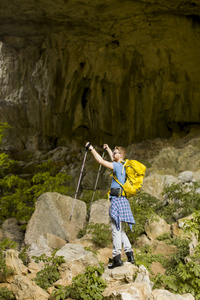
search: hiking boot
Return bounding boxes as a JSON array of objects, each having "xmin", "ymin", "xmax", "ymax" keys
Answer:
[
  {"xmin": 126, "ymin": 251, "xmax": 135, "ymax": 264},
  {"xmin": 108, "ymin": 254, "xmax": 124, "ymax": 269}
]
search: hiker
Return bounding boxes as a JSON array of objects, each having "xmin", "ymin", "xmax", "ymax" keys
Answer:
[{"xmin": 85, "ymin": 142, "xmax": 135, "ymax": 269}]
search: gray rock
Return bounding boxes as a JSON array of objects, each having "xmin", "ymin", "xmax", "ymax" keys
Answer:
[
  {"xmin": 25, "ymin": 192, "xmax": 87, "ymax": 245},
  {"xmin": 89, "ymin": 198, "xmax": 110, "ymax": 225},
  {"xmin": 178, "ymin": 171, "xmax": 193, "ymax": 183},
  {"xmin": 2, "ymin": 218, "xmax": 24, "ymax": 247},
  {"xmin": 27, "ymin": 233, "xmax": 66, "ymax": 259},
  {"xmin": 145, "ymin": 215, "xmax": 171, "ymax": 240},
  {"xmin": 56, "ymin": 243, "xmax": 99, "ymax": 266}
]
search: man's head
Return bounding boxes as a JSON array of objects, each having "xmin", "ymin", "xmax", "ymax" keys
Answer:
[{"xmin": 112, "ymin": 146, "xmax": 126, "ymax": 162}]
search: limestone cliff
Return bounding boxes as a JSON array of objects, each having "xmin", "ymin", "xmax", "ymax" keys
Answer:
[{"xmin": 0, "ymin": 0, "xmax": 200, "ymax": 152}]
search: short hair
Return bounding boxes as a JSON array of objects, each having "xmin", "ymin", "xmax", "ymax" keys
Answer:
[{"xmin": 115, "ymin": 146, "xmax": 126, "ymax": 160}]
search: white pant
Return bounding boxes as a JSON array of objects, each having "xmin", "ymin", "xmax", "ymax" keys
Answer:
[{"xmin": 111, "ymin": 217, "xmax": 132, "ymax": 257}]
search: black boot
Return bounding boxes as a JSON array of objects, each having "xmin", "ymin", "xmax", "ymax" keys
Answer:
[
  {"xmin": 108, "ymin": 254, "xmax": 124, "ymax": 269},
  {"xmin": 126, "ymin": 251, "xmax": 135, "ymax": 264}
]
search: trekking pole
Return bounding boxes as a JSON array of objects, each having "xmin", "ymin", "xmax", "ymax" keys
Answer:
[
  {"xmin": 69, "ymin": 143, "xmax": 90, "ymax": 221},
  {"xmin": 88, "ymin": 148, "xmax": 106, "ymax": 217}
]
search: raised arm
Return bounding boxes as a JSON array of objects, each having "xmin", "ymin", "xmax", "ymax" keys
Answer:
[
  {"xmin": 86, "ymin": 142, "xmax": 113, "ymax": 170},
  {"xmin": 103, "ymin": 144, "xmax": 113, "ymax": 161}
]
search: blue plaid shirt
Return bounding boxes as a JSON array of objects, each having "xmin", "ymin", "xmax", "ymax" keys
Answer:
[{"xmin": 109, "ymin": 196, "xmax": 135, "ymax": 231}]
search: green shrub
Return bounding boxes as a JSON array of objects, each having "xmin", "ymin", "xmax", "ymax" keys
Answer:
[
  {"xmin": 80, "ymin": 190, "xmax": 102, "ymax": 210},
  {"xmin": 182, "ymin": 209, "xmax": 200, "ymax": 242},
  {"xmin": 0, "ymin": 165, "xmax": 73, "ymax": 223},
  {"xmin": 79, "ymin": 222, "xmax": 112, "ymax": 248},
  {"xmin": 0, "ymin": 287, "xmax": 16, "ymax": 300},
  {"xmin": 161, "ymin": 183, "xmax": 200, "ymax": 222},
  {"xmin": 51, "ymin": 265, "xmax": 107, "ymax": 300},
  {"xmin": 134, "ymin": 246, "xmax": 166, "ymax": 273},
  {"xmin": 153, "ymin": 261, "xmax": 200, "ymax": 299},
  {"xmin": 33, "ymin": 252, "xmax": 65, "ymax": 291},
  {"xmin": 0, "ymin": 122, "xmax": 74, "ymax": 224},
  {"xmin": 151, "ymin": 230, "xmax": 200, "ymax": 297},
  {"xmin": 128, "ymin": 191, "xmax": 160, "ymax": 240},
  {"xmin": 19, "ymin": 245, "xmax": 29, "ymax": 266},
  {"xmin": 156, "ymin": 233, "xmax": 172, "ymax": 241}
]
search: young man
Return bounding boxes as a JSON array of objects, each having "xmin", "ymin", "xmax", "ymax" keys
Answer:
[{"xmin": 86, "ymin": 142, "xmax": 135, "ymax": 269}]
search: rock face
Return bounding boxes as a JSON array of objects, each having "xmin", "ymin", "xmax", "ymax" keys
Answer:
[{"xmin": 0, "ymin": 1, "xmax": 200, "ymax": 150}]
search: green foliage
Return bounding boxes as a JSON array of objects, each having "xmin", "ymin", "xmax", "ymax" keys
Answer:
[
  {"xmin": 81, "ymin": 190, "xmax": 102, "ymax": 210},
  {"xmin": 51, "ymin": 265, "xmax": 107, "ymax": 300},
  {"xmin": 153, "ymin": 261, "xmax": 200, "ymax": 299},
  {"xmin": 0, "ymin": 123, "xmax": 74, "ymax": 224},
  {"xmin": 0, "ymin": 122, "xmax": 11, "ymax": 144},
  {"xmin": 182, "ymin": 209, "xmax": 200, "ymax": 242},
  {"xmin": 134, "ymin": 246, "xmax": 166, "ymax": 273},
  {"xmin": 151, "ymin": 234, "xmax": 200, "ymax": 297},
  {"xmin": 0, "ymin": 287, "xmax": 16, "ymax": 300},
  {"xmin": 163, "ymin": 238, "xmax": 190, "ymax": 274},
  {"xmin": 78, "ymin": 222, "xmax": 112, "ymax": 248},
  {"xmin": 0, "ymin": 123, "xmax": 15, "ymax": 175},
  {"xmin": 128, "ymin": 191, "xmax": 160, "ymax": 240},
  {"xmin": 0, "ymin": 163, "xmax": 73, "ymax": 223},
  {"xmin": 156, "ymin": 234, "xmax": 190, "ymax": 270},
  {"xmin": 19, "ymin": 245, "xmax": 30, "ymax": 266},
  {"xmin": 161, "ymin": 183, "xmax": 200, "ymax": 222},
  {"xmin": 156, "ymin": 233, "xmax": 172, "ymax": 241},
  {"xmin": 33, "ymin": 252, "xmax": 65, "ymax": 291},
  {"xmin": 0, "ymin": 238, "xmax": 18, "ymax": 251},
  {"xmin": 0, "ymin": 153, "xmax": 15, "ymax": 173}
]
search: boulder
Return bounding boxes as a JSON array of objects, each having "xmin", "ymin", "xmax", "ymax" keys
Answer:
[
  {"xmin": 102, "ymin": 263, "xmax": 138, "ymax": 285},
  {"xmin": 0, "ymin": 249, "xmax": 28, "ymax": 283},
  {"xmin": 150, "ymin": 289, "xmax": 194, "ymax": 300},
  {"xmin": 25, "ymin": 192, "xmax": 87, "ymax": 245},
  {"xmin": 26, "ymin": 233, "xmax": 66, "ymax": 259},
  {"xmin": 11, "ymin": 275, "xmax": 49, "ymax": 300},
  {"xmin": 103, "ymin": 265, "xmax": 152, "ymax": 300},
  {"xmin": 2, "ymin": 218, "xmax": 24, "ymax": 246},
  {"xmin": 143, "ymin": 172, "xmax": 180, "ymax": 200},
  {"xmin": 171, "ymin": 222, "xmax": 183, "ymax": 238},
  {"xmin": 142, "ymin": 172, "xmax": 166, "ymax": 200},
  {"xmin": 103, "ymin": 282, "xmax": 151, "ymax": 300},
  {"xmin": 178, "ymin": 171, "xmax": 194, "ymax": 183},
  {"xmin": 145, "ymin": 215, "xmax": 171, "ymax": 240},
  {"xmin": 89, "ymin": 198, "xmax": 110, "ymax": 225},
  {"xmin": 55, "ymin": 244, "xmax": 100, "ymax": 286},
  {"xmin": 135, "ymin": 234, "xmax": 152, "ymax": 248}
]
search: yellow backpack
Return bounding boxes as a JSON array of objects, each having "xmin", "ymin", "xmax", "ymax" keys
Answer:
[{"xmin": 113, "ymin": 159, "xmax": 146, "ymax": 199}]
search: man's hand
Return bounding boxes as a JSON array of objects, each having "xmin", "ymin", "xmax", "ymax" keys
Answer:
[
  {"xmin": 103, "ymin": 144, "xmax": 113, "ymax": 161},
  {"xmin": 103, "ymin": 144, "xmax": 108, "ymax": 150},
  {"xmin": 85, "ymin": 142, "xmax": 93, "ymax": 151}
]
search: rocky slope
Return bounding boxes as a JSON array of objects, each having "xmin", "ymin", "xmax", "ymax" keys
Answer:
[{"xmin": 0, "ymin": 130, "xmax": 200, "ymax": 299}]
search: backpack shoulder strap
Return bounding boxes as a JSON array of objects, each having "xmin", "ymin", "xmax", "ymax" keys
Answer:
[{"xmin": 113, "ymin": 174, "xmax": 123, "ymax": 188}]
